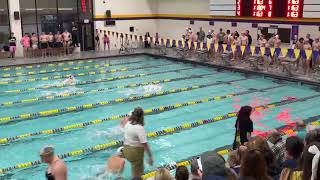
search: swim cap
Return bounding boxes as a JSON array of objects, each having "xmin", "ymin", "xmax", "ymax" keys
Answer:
[{"xmin": 39, "ymin": 145, "xmax": 54, "ymax": 156}]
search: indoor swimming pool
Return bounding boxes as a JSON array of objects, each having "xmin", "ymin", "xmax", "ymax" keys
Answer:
[{"xmin": 0, "ymin": 55, "xmax": 320, "ymax": 179}]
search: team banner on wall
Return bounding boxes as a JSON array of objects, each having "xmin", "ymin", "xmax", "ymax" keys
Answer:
[
  {"xmin": 187, "ymin": 41, "xmax": 191, "ymax": 49},
  {"xmin": 222, "ymin": 44, "xmax": 227, "ymax": 52},
  {"xmin": 306, "ymin": 49, "xmax": 312, "ymax": 60},
  {"xmin": 250, "ymin": 46, "xmax": 255, "ymax": 56},
  {"xmin": 281, "ymin": 48, "xmax": 288, "ymax": 57},
  {"xmin": 231, "ymin": 45, "xmax": 236, "ymax": 53},
  {"xmin": 294, "ymin": 49, "xmax": 300, "ymax": 58},
  {"xmin": 207, "ymin": 42, "xmax": 211, "ymax": 50},
  {"xmin": 270, "ymin": 47, "xmax": 275, "ymax": 57},
  {"xmin": 240, "ymin": 46, "xmax": 246, "ymax": 55}
]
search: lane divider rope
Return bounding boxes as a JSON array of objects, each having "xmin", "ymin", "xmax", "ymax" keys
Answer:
[
  {"xmin": 0, "ymin": 63, "xmax": 173, "ymax": 85},
  {"xmin": 0, "ymin": 58, "xmax": 117, "ymax": 72},
  {"xmin": 0, "ymin": 73, "xmax": 216, "ymax": 107},
  {"xmin": 141, "ymin": 114, "xmax": 320, "ymax": 179},
  {"xmin": 0, "ymin": 83, "xmax": 279, "ymax": 144},
  {"xmin": 1, "ymin": 93, "xmax": 318, "ymax": 175},
  {"xmin": 0, "ymin": 68, "xmax": 193, "ymax": 95},
  {"xmin": 0, "ymin": 78, "xmax": 252, "ymax": 125},
  {"xmin": 0, "ymin": 61, "xmax": 144, "ymax": 78}
]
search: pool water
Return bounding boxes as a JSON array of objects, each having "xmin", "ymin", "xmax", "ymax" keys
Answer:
[{"xmin": 0, "ymin": 55, "xmax": 319, "ymax": 180}]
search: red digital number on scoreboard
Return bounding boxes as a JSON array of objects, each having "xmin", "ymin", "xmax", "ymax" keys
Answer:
[
  {"xmin": 253, "ymin": 0, "xmax": 273, "ymax": 17},
  {"xmin": 236, "ymin": 0, "xmax": 242, "ymax": 16},
  {"xmin": 287, "ymin": 0, "xmax": 302, "ymax": 18}
]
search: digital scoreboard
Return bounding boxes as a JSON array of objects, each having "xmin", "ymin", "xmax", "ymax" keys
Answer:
[{"xmin": 236, "ymin": 0, "xmax": 304, "ymax": 18}]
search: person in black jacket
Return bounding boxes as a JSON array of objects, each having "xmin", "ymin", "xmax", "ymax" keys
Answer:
[
  {"xmin": 234, "ymin": 106, "xmax": 253, "ymax": 149},
  {"xmin": 246, "ymin": 30, "xmax": 252, "ymax": 46}
]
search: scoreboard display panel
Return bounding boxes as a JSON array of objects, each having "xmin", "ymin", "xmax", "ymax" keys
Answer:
[{"xmin": 236, "ymin": 0, "xmax": 304, "ymax": 18}]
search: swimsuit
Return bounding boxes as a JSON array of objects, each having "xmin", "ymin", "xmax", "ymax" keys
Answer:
[{"xmin": 46, "ymin": 171, "xmax": 55, "ymax": 180}]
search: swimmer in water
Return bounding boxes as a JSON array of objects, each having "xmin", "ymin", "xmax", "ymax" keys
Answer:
[
  {"xmin": 63, "ymin": 75, "xmax": 76, "ymax": 85},
  {"xmin": 96, "ymin": 147, "xmax": 125, "ymax": 178}
]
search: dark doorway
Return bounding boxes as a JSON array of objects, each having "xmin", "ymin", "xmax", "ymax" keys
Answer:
[{"xmin": 80, "ymin": 22, "xmax": 94, "ymax": 51}]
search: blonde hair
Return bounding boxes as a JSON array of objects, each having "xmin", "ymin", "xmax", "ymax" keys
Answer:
[{"xmin": 154, "ymin": 168, "xmax": 173, "ymax": 180}]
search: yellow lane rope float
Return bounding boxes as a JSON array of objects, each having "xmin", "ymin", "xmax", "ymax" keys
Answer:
[
  {"xmin": 1, "ymin": 94, "xmax": 318, "ymax": 175},
  {"xmin": 0, "ymin": 73, "xmax": 216, "ymax": 107},
  {"xmin": 0, "ymin": 68, "xmax": 193, "ymax": 95},
  {"xmin": 142, "ymin": 115, "xmax": 320, "ymax": 179},
  {"xmin": 0, "ymin": 63, "xmax": 172, "ymax": 85},
  {"xmin": 0, "ymin": 60, "xmax": 143, "ymax": 78},
  {"xmin": 0, "ymin": 57, "xmax": 131, "ymax": 72},
  {"xmin": 0, "ymin": 81, "xmax": 279, "ymax": 145},
  {"xmin": 0, "ymin": 78, "xmax": 252, "ymax": 125}
]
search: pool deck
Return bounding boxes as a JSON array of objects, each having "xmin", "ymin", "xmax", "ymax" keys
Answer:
[{"xmin": 1, "ymin": 48, "xmax": 319, "ymax": 86}]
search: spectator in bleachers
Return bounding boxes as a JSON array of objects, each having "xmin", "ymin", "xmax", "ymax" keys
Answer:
[
  {"xmin": 154, "ymin": 168, "xmax": 173, "ymax": 180},
  {"xmin": 197, "ymin": 151, "xmax": 236, "ymax": 180},
  {"xmin": 246, "ymin": 136, "xmax": 281, "ymax": 178},
  {"xmin": 240, "ymin": 150, "xmax": 271, "ymax": 180},
  {"xmin": 190, "ymin": 159, "xmax": 201, "ymax": 180},
  {"xmin": 305, "ymin": 129, "xmax": 320, "ymax": 146},
  {"xmin": 280, "ymin": 141, "xmax": 320, "ymax": 180},
  {"xmin": 295, "ymin": 120, "xmax": 307, "ymax": 141},
  {"xmin": 267, "ymin": 130, "xmax": 286, "ymax": 165},
  {"xmin": 227, "ymin": 145, "xmax": 247, "ymax": 175},
  {"xmin": 281, "ymin": 136, "xmax": 304, "ymax": 169},
  {"xmin": 175, "ymin": 166, "xmax": 189, "ymax": 180},
  {"xmin": 298, "ymin": 142, "xmax": 320, "ymax": 180}
]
